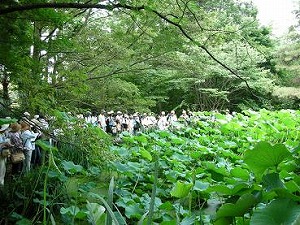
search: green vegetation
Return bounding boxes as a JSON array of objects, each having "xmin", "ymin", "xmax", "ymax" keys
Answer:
[
  {"xmin": 108, "ymin": 109, "xmax": 300, "ymax": 224},
  {"xmin": 1, "ymin": 109, "xmax": 300, "ymax": 224},
  {"xmin": 1, "ymin": 1, "xmax": 300, "ymax": 224},
  {"xmin": 1, "ymin": 0, "xmax": 300, "ymax": 115}
]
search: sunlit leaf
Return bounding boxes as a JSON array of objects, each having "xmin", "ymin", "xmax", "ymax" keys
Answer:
[
  {"xmin": 170, "ymin": 181, "xmax": 193, "ymax": 198},
  {"xmin": 244, "ymin": 142, "xmax": 291, "ymax": 178},
  {"xmin": 139, "ymin": 148, "xmax": 152, "ymax": 161}
]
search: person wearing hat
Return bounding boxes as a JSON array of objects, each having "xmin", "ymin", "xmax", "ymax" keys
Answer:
[
  {"xmin": 167, "ymin": 110, "xmax": 178, "ymax": 127},
  {"xmin": 98, "ymin": 110, "xmax": 106, "ymax": 132},
  {"xmin": 0, "ymin": 123, "xmax": 12, "ymax": 186},
  {"xmin": 106, "ymin": 111, "xmax": 116, "ymax": 135},
  {"xmin": 7, "ymin": 123, "xmax": 23, "ymax": 174},
  {"xmin": 20, "ymin": 122, "xmax": 39, "ymax": 173},
  {"xmin": 115, "ymin": 111, "xmax": 123, "ymax": 133},
  {"xmin": 158, "ymin": 111, "xmax": 168, "ymax": 130}
]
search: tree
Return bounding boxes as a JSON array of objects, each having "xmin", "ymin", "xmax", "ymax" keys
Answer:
[{"xmin": 0, "ymin": 0, "xmax": 277, "ymax": 114}]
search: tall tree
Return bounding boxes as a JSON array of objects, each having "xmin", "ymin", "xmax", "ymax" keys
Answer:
[{"xmin": 0, "ymin": 0, "xmax": 277, "ymax": 114}]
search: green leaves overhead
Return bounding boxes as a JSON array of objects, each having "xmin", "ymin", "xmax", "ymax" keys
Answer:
[
  {"xmin": 244, "ymin": 141, "xmax": 292, "ymax": 178},
  {"xmin": 0, "ymin": 0, "xmax": 278, "ymax": 113}
]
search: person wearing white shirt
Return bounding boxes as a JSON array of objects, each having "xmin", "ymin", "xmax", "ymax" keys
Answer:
[
  {"xmin": 158, "ymin": 111, "xmax": 168, "ymax": 130},
  {"xmin": 98, "ymin": 110, "xmax": 106, "ymax": 131},
  {"xmin": 20, "ymin": 122, "xmax": 39, "ymax": 173}
]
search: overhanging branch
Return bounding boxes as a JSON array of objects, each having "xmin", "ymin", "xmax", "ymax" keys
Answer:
[
  {"xmin": 0, "ymin": 2, "xmax": 144, "ymax": 15},
  {"xmin": 0, "ymin": 2, "xmax": 258, "ymax": 98}
]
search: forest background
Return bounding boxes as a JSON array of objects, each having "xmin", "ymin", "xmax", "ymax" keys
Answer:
[{"xmin": 1, "ymin": 0, "xmax": 300, "ymax": 116}]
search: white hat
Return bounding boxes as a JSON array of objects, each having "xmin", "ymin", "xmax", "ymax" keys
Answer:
[
  {"xmin": 24, "ymin": 112, "xmax": 30, "ymax": 117},
  {"xmin": 0, "ymin": 124, "xmax": 10, "ymax": 132}
]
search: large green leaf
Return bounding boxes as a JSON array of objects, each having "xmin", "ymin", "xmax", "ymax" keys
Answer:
[
  {"xmin": 216, "ymin": 193, "xmax": 257, "ymax": 218},
  {"xmin": 262, "ymin": 173, "xmax": 285, "ymax": 192},
  {"xmin": 193, "ymin": 180, "xmax": 210, "ymax": 191},
  {"xmin": 86, "ymin": 201, "xmax": 106, "ymax": 225},
  {"xmin": 250, "ymin": 198, "xmax": 300, "ymax": 225},
  {"xmin": 244, "ymin": 142, "xmax": 291, "ymax": 178},
  {"xmin": 139, "ymin": 148, "xmax": 152, "ymax": 161},
  {"xmin": 36, "ymin": 140, "xmax": 58, "ymax": 152},
  {"xmin": 124, "ymin": 203, "xmax": 143, "ymax": 219},
  {"xmin": 170, "ymin": 181, "xmax": 193, "ymax": 198},
  {"xmin": 61, "ymin": 161, "xmax": 83, "ymax": 174},
  {"xmin": 230, "ymin": 167, "xmax": 250, "ymax": 180}
]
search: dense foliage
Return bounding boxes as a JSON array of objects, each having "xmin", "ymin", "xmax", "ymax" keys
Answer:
[
  {"xmin": 108, "ymin": 109, "xmax": 300, "ymax": 224},
  {"xmin": 1, "ymin": 1, "xmax": 300, "ymax": 225},
  {"xmin": 1, "ymin": 109, "xmax": 299, "ymax": 224},
  {"xmin": 0, "ymin": 0, "xmax": 298, "ymax": 116}
]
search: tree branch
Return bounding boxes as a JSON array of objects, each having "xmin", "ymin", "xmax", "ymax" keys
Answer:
[
  {"xmin": 0, "ymin": 2, "xmax": 258, "ymax": 98},
  {"xmin": 0, "ymin": 2, "xmax": 144, "ymax": 15}
]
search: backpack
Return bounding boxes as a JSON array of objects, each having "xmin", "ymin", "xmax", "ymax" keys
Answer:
[
  {"xmin": 108, "ymin": 117, "xmax": 115, "ymax": 127},
  {"xmin": 133, "ymin": 120, "xmax": 141, "ymax": 129}
]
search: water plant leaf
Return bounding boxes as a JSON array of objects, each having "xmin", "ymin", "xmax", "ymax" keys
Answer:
[
  {"xmin": 86, "ymin": 201, "xmax": 106, "ymax": 225},
  {"xmin": 158, "ymin": 130, "xmax": 171, "ymax": 138},
  {"xmin": 15, "ymin": 219, "xmax": 32, "ymax": 225},
  {"xmin": 135, "ymin": 135, "xmax": 148, "ymax": 145},
  {"xmin": 193, "ymin": 180, "xmax": 210, "ymax": 191},
  {"xmin": 180, "ymin": 215, "xmax": 195, "ymax": 225},
  {"xmin": 250, "ymin": 198, "xmax": 300, "ymax": 225},
  {"xmin": 62, "ymin": 161, "xmax": 83, "ymax": 174},
  {"xmin": 125, "ymin": 203, "xmax": 143, "ymax": 219},
  {"xmin": 244, "ymin": 142, "xmax": 291, "ymax": 178},
  {"xmin": 60, "ymin": 206, "xmax": 80, "ymax": 216},
  {"xmin": 170, "ymin": 181, "xmax": 193, "ymax": 198},
  {"xmin": 159, "ymin": 201, "xmax": 174, "ymax": 210},
  {"xmin": 230, "ymin": 167, "xmax": 250, "ymax": 180},
  {"xmin": 137, "ymin": 211, "xmax": 149, "ymax": 225},
  {"xmin": 262, "ymin": 173, "xmax": 285, "ymax": 192},
  {"xmin": 214, "ymin": 217, "xmax": 232, "ymax": 225},
  {"xmin": 216, "ymin": 193, "xmax": 257, "ymax": 218},
  {"xmin": 139, "ymin": 148, "xmax": 152, "ymax": 161},
  {"xmin": 36, "ymin": 140, "xmax": 58, "ymax": 152},
  {"xmin": 171, "ymin": 137, "xmax": 185, "ymax": 145},
  {"xmin": 285, "ymin": 180, "xmax": 300, "ymax": 193}
]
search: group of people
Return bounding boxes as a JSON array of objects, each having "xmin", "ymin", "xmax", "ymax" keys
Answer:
[
  {"xmin": 0, "ymin": 108, "xmax": 234, "ymax": 186},
  {"xmin": 0, "ymin": 109, "xmax": 191, "ymax": 186},
  {"xmin": 81, "ymin": 110, "xmax": 192, "ymax": 135},
  {"xmin": 0, "ymin": 113, "xmax": 49, "ymax": 186}
]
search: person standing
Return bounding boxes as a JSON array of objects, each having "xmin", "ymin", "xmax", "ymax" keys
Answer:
[
  {"xmin": 157, "ymin": 111, "xmax": 168, "ymax": 130},
  {"xmin": 7, "ymin": 123, "xmax": 23, "ymax": 174},
  {"xmin": 168, "ymin": 110, "xmax": 177, "ymax": 123},
  {"xmin": 20, "ymin": 122, "xmax": 39, "ymax": 173},
  {"xmin": 98, "ymin": 110, "xmax": 107, "ymax": 131},
  {"xmin": 0, "ymin": 123, "xmax": 11, "ymax": 186}
]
